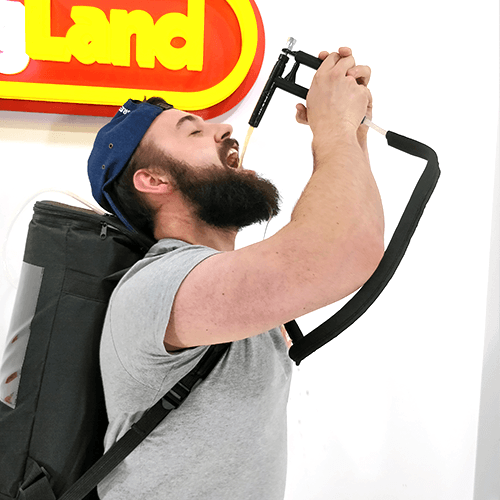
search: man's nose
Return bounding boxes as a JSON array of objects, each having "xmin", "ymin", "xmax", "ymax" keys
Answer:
[{"xmin": 213, "ymin": 123, "xmax": 233, "ymax": 143}]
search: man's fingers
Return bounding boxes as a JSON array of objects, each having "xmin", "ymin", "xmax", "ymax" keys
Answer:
[
  {"xmin": 316, "ymin": 47, "xmax": 354, "ymax": 72},
  {"xmin": 295, "ymin": 103, "xmax": 308, "ymax": 125},
  {"xmin": 347, "ymin": 65, "xmax": 371, "ymax": 86},
  {"xmin": 338, "ymin": 47, "xmax": 352, "ymax": 58},
  {"xmin": 332, "ymin": 54, "xmax": 356, "ymax": 76},
  {"xmin": 316, "ymin": 51, "xmax": 341, "ymax": 70}
]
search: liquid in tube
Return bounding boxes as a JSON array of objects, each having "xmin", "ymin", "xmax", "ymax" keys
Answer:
[{"xmin": 238, "ymin": 126, "xmax": 254, "ymax": 169}]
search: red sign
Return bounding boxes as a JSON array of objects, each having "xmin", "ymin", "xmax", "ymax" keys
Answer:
[{"xmin": 0, "ymin": 0, "xmax": 265, "ymax": 118}]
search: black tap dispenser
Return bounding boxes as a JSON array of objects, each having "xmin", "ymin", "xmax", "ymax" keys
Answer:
[{"xmin": 249, "ymin": 39, "xmax": 324, "ymax": 128}]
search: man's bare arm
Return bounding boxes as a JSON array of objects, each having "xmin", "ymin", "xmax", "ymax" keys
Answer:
[{"xmin": 164, "ymin": 49, "xmax": 384, "ymax": 350}]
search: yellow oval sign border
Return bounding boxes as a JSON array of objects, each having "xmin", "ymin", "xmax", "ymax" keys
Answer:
[{"xmin": 0, "ymin": 0, "xmax": 258, "ymax": 110}]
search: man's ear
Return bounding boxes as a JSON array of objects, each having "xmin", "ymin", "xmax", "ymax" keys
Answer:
[{"xmin": 133, "ymin": 169, "xmax": 172, "ymax": 195}]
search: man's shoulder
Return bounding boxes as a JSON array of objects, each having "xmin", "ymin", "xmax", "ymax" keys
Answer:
[{"xmin": 118, "ymin": 238, "xmax": 219, "ymax": 288}]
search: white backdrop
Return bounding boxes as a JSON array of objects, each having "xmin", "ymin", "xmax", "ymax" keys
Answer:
[{"xmin": 0, "ymin": 1, "xmax": 499, "ymax": 499}]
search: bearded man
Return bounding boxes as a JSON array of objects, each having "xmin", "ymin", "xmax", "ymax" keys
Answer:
[{"xmin": 88, "ymin": 47, "xmax": 384, "ymax": 500}]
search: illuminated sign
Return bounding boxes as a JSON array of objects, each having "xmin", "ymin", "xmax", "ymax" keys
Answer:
[{"xmin": 0, "ymin": 0, "xmax": 265, "ymax": 118}]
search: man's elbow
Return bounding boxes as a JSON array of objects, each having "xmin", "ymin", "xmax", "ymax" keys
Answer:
[{"xmin": 356, "ymin": 231, "xmax": 385, "ymax": 286}]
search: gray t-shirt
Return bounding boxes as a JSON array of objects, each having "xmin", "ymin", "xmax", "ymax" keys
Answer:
[{"xmin": 98, "ymin": 239, "xmax": 293, "ymax": 500}]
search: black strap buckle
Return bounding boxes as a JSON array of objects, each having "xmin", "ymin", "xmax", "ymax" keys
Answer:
[{"xmin": 161, "ymin": 381, "xmax": 190, "ymax": 410}]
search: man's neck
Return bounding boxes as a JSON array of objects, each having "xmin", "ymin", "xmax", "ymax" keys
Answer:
[{"xmin": 154, "ymin": 216, "xmax": 237, "ymax": 251}]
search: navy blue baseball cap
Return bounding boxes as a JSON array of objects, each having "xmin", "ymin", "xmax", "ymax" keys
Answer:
[{"xmin": 88, "ymin": 98, "xmax": 173, "ymax": 231}]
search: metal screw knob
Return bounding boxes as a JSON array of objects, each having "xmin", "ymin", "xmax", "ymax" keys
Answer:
[{"xmin": 286, "ymin": 37, "xmax": 297, "ymax": 51}]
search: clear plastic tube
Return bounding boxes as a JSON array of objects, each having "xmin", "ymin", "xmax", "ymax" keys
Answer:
[{"xmin": 362, "ymin": 117, "xmax": 387, "ymax": 136}]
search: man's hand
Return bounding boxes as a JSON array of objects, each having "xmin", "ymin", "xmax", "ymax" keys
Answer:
[{"xmin": 295, "ymin": 47, "xmax": 372, "ymax": 153}]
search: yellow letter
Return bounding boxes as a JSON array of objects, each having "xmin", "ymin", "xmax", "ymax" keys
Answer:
[
  {"xmin": 66, "ymin": 7, "xmax": 111, "ymax": 65},
  {"xmin": 154, "ymin": 0, "xmax": 205, "ymax": 71},
  {"xmin": 25, "ymin": 0, "xmax": 70, "ymax": 62},
  {"xmin": 110, "ymin": 10, "xmax": 155, "ymax": 68}
]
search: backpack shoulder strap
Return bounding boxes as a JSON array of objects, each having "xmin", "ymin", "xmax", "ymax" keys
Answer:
[{"xmin": 41, "ymin": 343, "xmax": 229, "ymax": 500}]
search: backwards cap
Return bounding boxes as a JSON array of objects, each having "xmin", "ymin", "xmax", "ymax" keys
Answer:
[{"xmin": 87, "ymin": 98, "xmax": 172, "ymax": 231}]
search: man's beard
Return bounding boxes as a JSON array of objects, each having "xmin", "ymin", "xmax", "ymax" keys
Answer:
[{"xmin": 166, "ymin": 157, "xmax": 281, "ymax": 231}]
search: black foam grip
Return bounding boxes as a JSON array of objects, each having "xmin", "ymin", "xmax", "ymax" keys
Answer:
[{"xmin": 294, "ymin": 51, "xmax": 323, "ymax": 70}]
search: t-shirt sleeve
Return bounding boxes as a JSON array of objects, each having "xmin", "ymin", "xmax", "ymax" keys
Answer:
[{"xmin": 105, "ymin": 242, "xmax": 220, "ymax": 391}]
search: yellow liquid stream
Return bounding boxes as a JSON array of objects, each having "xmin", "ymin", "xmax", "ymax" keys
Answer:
[{"xmin": 238, "ymin": 126, "xmax": 254, "ymax": 169}]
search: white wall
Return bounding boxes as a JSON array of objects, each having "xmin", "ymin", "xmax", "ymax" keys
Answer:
[
  {"xmin": 474, "ymin": 114, "xmax": 500, "ymax": 500},
  {"xmin": 0, "ymin": 1, "xmax": 498, "ymax": 499}
]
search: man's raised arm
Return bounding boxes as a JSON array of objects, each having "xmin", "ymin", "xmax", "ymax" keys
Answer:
[{"xmin": 164, "ymin": 48, "xmax": 384, "ymax": 350}]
